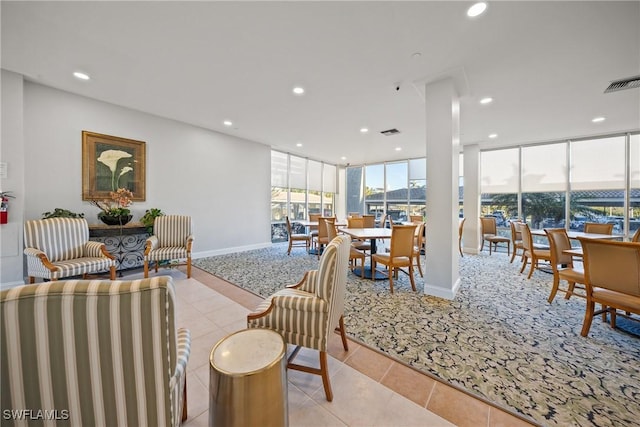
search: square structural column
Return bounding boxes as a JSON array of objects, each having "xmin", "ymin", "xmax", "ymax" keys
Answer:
[{"xmin": 424, "ymin": 78, "xmax": 460, "ymax": 300}]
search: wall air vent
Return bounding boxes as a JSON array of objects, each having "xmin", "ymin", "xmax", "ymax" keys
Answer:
[
  {"xmin": 380, "ymin": 128, "xmax": 400, "ymax": 136},
  {"xmin": 604, "ymin": 75, "xmax": 640, "ymax": 93}
]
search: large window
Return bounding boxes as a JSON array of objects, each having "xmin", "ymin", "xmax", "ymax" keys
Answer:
[
  {"xmin": 270, "ymin": 151, "xmax": 337, "ymax": 242},
  {"xmin": 481, "ymin": 148, "xmax": 519, "ymax": 234}
]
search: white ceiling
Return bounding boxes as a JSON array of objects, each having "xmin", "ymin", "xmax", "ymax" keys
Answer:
[{"xmin": 2, "ymin": 1, "xmax": 639, "ymax": 166}]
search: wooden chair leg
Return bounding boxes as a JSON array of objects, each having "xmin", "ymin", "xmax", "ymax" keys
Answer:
[
  {"xmin": 388, "ymin": 267, "xmax": 395, "ymax": 294},
  {"xmin": 408, "ymin": 265, "xmax": 416, "ymax": 291},
  {"xmin": 548, "ymin": 277, "xmax": 560, "ymax": 303},
  {"xmin": 29, "ymin": 276, "xmax": 35, "ymax": 284},
  {"xmin": 182, "ymin": 375, "xmax": 188, "ymax": 422},
  {"xmin": 319, "ymin": 351, "xmax": 333, "ymax": 402},
  {"xmin": 581, "ymin": 301, "xmax": 595, "ymax": 336},
  {"xmin": 109, "ymin": 266, "xmax": 116, "ymax": 280},
  {"xmin": 144, "ymin": 260, "xmax": 149, "ymax": 278},
  {"xmin": 187, "ymin": 258, "xmax": 192, "ymax": 278},
  {"xmin": 338, "ymin": 315, "xmax": 349, "ymax": 351}
]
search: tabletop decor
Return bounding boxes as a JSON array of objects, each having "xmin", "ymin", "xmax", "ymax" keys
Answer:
[
  {"xmin": 82, "ymin": 131, "xmax": 146, "ymax": 202},
  {"xmin": 92, "ymin": 188, "xmax": 134, "ymax": 226}
]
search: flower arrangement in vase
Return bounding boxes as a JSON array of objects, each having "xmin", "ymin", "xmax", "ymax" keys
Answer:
[{"xmin": 92, "ymin": 188, "xmax": 134, "ymax": 226}]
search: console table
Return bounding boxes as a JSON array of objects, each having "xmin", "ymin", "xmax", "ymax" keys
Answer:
[{"xmin": 89, "ymin": 222, "xmax": 149, "ymax": 271}]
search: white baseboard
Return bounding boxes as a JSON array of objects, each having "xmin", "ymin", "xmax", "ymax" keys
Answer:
[
  {"xmin": 193, "ymin": 242, "xmax": 272, "ymax": 259},
  {"xmin": 423, "ymin": 277, "xmax": 461, "ymax": 300}
]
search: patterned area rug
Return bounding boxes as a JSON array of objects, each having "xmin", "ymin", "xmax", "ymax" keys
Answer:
[{"xmin": 194, "ymin": 243, "xmax": 640, "ymax": 427}]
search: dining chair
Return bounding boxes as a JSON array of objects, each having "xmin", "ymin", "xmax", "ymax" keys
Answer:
[
  {"xmin": 314, "ymin": 217, "xmax": 334, "ymax": 259},
  {"xmin": 371, "ymin": 224, "xmax": 417, "ymax": 294},
  {"xmin": 544, "ymin": 228, "xmax": 585, "ymax": 303},
  {"xmin": 458, "ymin": 218, "xmax": 465, "ymax": 257},
  {"xmin": 519, "ymin": 223, "xmax": 551, "ymax": 279},
  {"xmin": 348, "ymin": 216, "xmax": 371, "ymax": 255},
  {"xmin": 247, "ymin": 235, "xmax": 351, "ymax": 402},
  {"xmin": 362, "ymin": 214, "xmax": 376, "ymax": 228},
  {"xmin": 348, "ymin": 212, "xmax": 362, "ymax": 217},
  {"xmin": 412, "ymin": 221, "xmax": 426, "ymax": 277},
  {"xmin": 410, "ymin": 215, "xmax": 423, "ymax": 223},
  {"xmin": 577, "ymin": 237, "xmax": 640, "ymax": 337},
  {"xmin": 480, "ymin": 216, "xmax": 510, "ymax": 255},
  {"xmin": 308, "ymin": 213, "xmax": 322, "ymax": 250},
  {"xmin": 510, "ymin": 221, "xmax": 524, "ymax": 263},
  {"xmin": 584, "ymin": 222, "xmax": 614, "ymax": 235},
  {"xmin": 327, "ymin": 216, "xmax": 365, "ymax": 277},
  {"xmin": 631, "ymin": 228, "xmax": 640, "ymax": 242},
  {"xmin": 286, "ymin": 216, "xmax": 311, "ymax": 255}
]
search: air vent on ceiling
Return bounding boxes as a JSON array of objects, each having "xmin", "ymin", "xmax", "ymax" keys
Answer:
[
  {"xmin": 604, "ymin": 75, "xmax": 640, "ymax": 93},
  {"xmin": 380, "ymin": 128, "xmax": 400, "ymax": 136}
]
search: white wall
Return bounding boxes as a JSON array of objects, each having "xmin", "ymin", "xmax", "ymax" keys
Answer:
[
  {"xmin": 0, "ymin": 70, "xmax": 26, "ymax": 286},
  {"xmin": 1, "ymin": 78, "xmax": 272, "ymax": 286}
]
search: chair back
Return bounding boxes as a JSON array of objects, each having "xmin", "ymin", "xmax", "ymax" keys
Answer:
[
  {"xmin": 362, "ymin": 215, "xmax": 375, "ymax": 228},
  {"xmin": 510, "ymin": 221, "xmax": 523, "ymax": 244},
  {"xmin": 317, "ymin": 217, "xmax": 334, "ymax": 240},
  {"xmin": 24, "ymin": 218, "xmax": 89, "ymax": 262},
  {"xmin": 545, "ymin": 228, "xmax": 574, "ymax": 268},
  {"xmin": 378, "ymin": 214, "xmax": 387, "ymax": 228},
  {"xmin": 324, "ymin": 217, "xmax": 338, "ymax": 240},
  {"xmin": 584, "ymin": 222, "xmax": 614, "ymax": 235},
  {"xmin": 480, "ymin": 216, "xmax": 498, "ymax": 236},
  {"xmin": 410, "ymin": 215, "xmax": 423, "ymax": 223},
  {"xmin": 389, "ymin": 224, "xmax": 417, "ymax": 258},
  {"xmin": 155, "ymin": 215, "xmax": 192, "ymax": 247},
  {"xmin": 347, "ymin": 217, "xmax": 364, "ymax": 228},
  {"xmin": 633, "ymin": 228, "xmax": 640, "ymax": 243},
  {"xmin": 0, "ymin": 276, "xmax": 184, "ymax": 426},
  {"xmin": 578, "ymin": 238, "xmax": 640, "ymax": 296},
  {"xmin": 286, "ymin": 216, "xmax": 294, "ymax": 236},
  {"xmin": 520, "ymin": 223, "xmax": 533, "ymax": 251},
  {"xmin": 315, "ymin": 235, "xmax": 351, "ymax": 334},
  {"xmin": 415, "ymin": 222, "xmax": 425, "ymax": 250},
  {"xmin": 347, "ymin": 212, "xmax": 361, "ymax": 218},
  {"xmin": 308, "ymin": 213, "xmax": 321, "ymax": 231}
]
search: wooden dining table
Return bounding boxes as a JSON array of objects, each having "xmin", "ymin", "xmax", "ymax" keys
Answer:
[
  {"xmin": 340, "ymin": 227, "xmax": 393, "ymax": 279},
  {"xmin": 530, "ymin": 229, "xmax": 623, "ymax": 240}
]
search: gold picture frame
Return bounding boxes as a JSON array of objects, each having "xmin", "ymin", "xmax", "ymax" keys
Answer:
[{"xmin": 82, "ymin": 131, "xmax": 146, "ymax": 201}]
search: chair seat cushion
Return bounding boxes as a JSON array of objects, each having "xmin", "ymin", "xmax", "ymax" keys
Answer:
[
  {"xmin": 291, "ymin": 233, "xmax": 310, "ymax": 240},
  {"xmin": 592, "ymin": 287, "xmax": 640, "ymax": 312},
  {"xmin": 558, "ymin": 267, "xmax": 584, "ymax": 282},
  {"xmin": 48, "ymin": 257, "xmax": 115, "ymax": 279},
  {"xmin": 146, "ymin": 247, "xmax": 189, "ymax": 261},
  {"xmin": 487, "ymin": 235, "xmax": 510, "ymax": 242},
  {"xmin": 372, "ymin": 254, "xmax": 411, "ymax": 266}
]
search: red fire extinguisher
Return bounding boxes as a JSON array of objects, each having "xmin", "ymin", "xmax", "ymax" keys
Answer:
[{"xmin": 0, "ymin": 191, "xmax": 14, "ymax": 224}]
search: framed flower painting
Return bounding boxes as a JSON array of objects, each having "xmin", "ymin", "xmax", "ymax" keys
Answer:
[{"xmin": 82, "ymin": 131, "xmax": 146, "ymax": 201}]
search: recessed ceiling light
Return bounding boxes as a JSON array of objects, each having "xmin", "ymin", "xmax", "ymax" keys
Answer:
[
  {"xmin": 223, "ymin": 120, "xmax": 233, "ymax": 126},
  {"xmin": 411, "ymin": 52, "xmax": 422, "ymax": 59},
  {"xmin": 292, "ymin": 87, "xmax": 305, "ymax": 95},
  {"xmin": 73, "ymin": 71, "xmax": 90, "ymax": 80},
  {"xmin": 360, "ymin": 128, "xmax": 369, "ymax": 133},
  {"xmin": 467, "ymin": 2, "xmax": 487, "ymax": 17},
  {"xmin": 341, "ymin": 156, "xmax": 347, "ymax": 161},
  {"xmin": 395, "ymin": 147, "xmax": 402, "ymax": 151},
  {"xmin": 480, "ymin": 97, "xmax": 493, "ymax": 104},
  {"xmin": 489, "ymin": 133, "xmax": 498, "ymax": 139},
  {"xmin": 296, "ymin": 143, "xmax": 303, "ymax": 147},
  {"xmin": 592, "ymin": 117, "xmax": 606, "ymax": 123}
]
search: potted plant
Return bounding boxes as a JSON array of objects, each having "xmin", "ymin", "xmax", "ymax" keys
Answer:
[
  {"xmin": 91, "ymin": 188, "xmax": 134, "ymax": 226},
  {"xmin": 42, "ymin": 208, "xmax": 85, "ymax": 219},
  {"xmin": 140, "ymin": 208, "xmax": 165, "ymax": 234}
]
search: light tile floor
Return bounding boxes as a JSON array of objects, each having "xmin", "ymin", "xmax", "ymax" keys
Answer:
[{"xmin": 138, "ymin": 267, "xmax": 536, "ymax": 427}]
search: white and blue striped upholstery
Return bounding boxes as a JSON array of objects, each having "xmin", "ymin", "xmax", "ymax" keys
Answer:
[
  {"xmin": 247, "ymin": 235, "xmax": 351, "ymax": 401},
  {"xmin": 144, "ymin": 215, "xmax": 194, "ymax": 278},
  {"xmin": 0, "ymin": 276, "xmax": 191, "ymax": 427},
  {"xmin": 23, "ymin": 218, "xmax": 116, "ymax": 281}
]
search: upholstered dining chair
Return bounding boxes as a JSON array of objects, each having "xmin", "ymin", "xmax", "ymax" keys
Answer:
[
  {"xmin": 458, "ymin": 218, "xmax": 466, "ymax": 257},
  {"xmin": 144, "ymin": 215, "xmax": 194, "ymax": 278},
  {"xmin": 519, "ymin": 223, "xmax": 552, "ymax": 279},
  {"xmin": 510, "ymin": 221, "xmax": 524, "ymax": 263},
  {"xmin": 347, "ymin": 216, "xmax": 371, "ymax": 255},
  {"xmin": 371, "ymin": 224, "xmax": 417, "ymax": 294},
  {"xmin": 577, "ymin": 237, "xmax": 640, "ymax": 337},
  {"xmin": 313, "ymin": 217, "xmax": 335, "ymax": 259},
  {"xmin": 544, "ymin": 228, "xmax": 585, "ymax": 303},
  {"xmin": 410, "ymin": 215, "xmax": 424, "ymax": 223},
  {"xmin": 285, "ymin": 216, "xmax": 311, "ymax": 255},
  {"xmin": 584, "ymin": 222, "xmax": 614, "ymax": 235},
  {"xmin": 0, "ymin": 276, "xmax": 191, "ymax": 426},
  {"xmin": 362, "ymin": 214, "xmax": 376, "ymax": 228},
  {"xmin": 633, "ymin": 228, "xmax": 640, "ymax": 242},
  {"xmin": 247, "ymin": 235, "xmax": 351, "ymax": 402},
  {"xmin": 412, "ymin": 221, "xmax": 426, "ymax": 277},
  {"xmin": 23, "ymin": 218, "xmax": 116, "ymax": 283},
  {"xmin": 480, "ymin": 216, "xmax": 510, "ymax": 255},
  {"xmin": 308, "ymin": 213, "xmax": 322, "ymax": 250},
  {"xmin": 326, "ymin": 217, "xmax": 365, "ymax": 277}
]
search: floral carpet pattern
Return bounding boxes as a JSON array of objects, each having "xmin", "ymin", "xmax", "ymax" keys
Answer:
[{"xmin": 194, "ymin": 244, "xmax": 640, "ymax": 427}]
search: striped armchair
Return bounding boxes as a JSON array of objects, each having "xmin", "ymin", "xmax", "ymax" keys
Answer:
[
  {"xmin": 23, "ymin": 218, "xmax": 116, "ymax": 283},
  {"xmin": 144, "ymin": 215, "xmax": 194, "ymax": 278},
  {"xmin": 0, "ymin": 276, "xmax": 191, "ymax": 427},
  {"xmin": 247, "ymin": 234, "xmax": 351, "ymax": 401}
]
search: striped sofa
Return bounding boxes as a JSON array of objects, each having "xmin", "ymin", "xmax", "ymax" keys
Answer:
[
  {"xmin": 247, "ymin": 234, "xmax": 351, "ymax": 402},
  {"xmin": 23, "ymin": 218, "xmax": 116, "ymax": 283},
  {"xmin": 144, "ymin": 216, "xmax": 193, "ymax": 278},
  {"xmin": 0, "ymin": 276, "xmax": 191, "ymax": 427}
]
